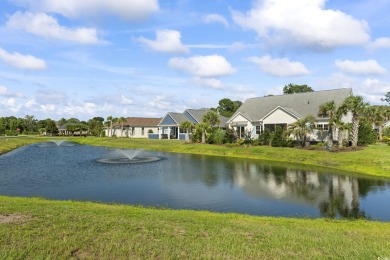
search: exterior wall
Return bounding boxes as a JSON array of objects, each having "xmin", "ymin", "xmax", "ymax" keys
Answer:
[
  {"xmin": 228, "ymin": 114, "xmax": 254, "ymax": 139},
  {"xmin": 160, "ymin": 115, "xmax": 176, "ymax": 125},
  {"xmin": 106, "ymin": 126, "xmax": 159, "ymax": 138},
  {"xmin": 263, "ymin": 108, "xmax": 297, "ymax": 125}
]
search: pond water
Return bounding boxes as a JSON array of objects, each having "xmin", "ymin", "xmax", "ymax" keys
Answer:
[{"xmin": 1, "ymin": 142, "xmax": 389, "ymax": 221}]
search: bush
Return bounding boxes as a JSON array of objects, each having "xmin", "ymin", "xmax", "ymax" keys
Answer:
[
  {"xmin": 191, "ymin": 127, "xmax": 203, "ymax": 143},
  {"xmin": 271, "ymin": 126, "xmax": 286, "ymax": 147},
  {"xmin": 383, "ymin": 136, "xmax": 390, "ymax": 145},
  {"xmin": 209, "ymin": 128, "xmax": 225, "ymax": 144},
  {"xmin": 224, "ymin": 128, "xmax": 237, "ymax": 144},
  {"xmin": 383, "ymin": 127, "xmax": 390, "ymax": 137},
  {"xmin": 258, "ymin": 128, "xmax": 272, "ymax": 145},
  {"xmin": 358, "ymin": 122, "xmax": 377, "ymax": 146},
  {"xmin": 5, "ymin": 130, "xmax": 18, "ymax": 136}
]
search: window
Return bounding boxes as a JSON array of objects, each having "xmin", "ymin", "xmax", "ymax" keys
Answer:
[
  {"xmin": 142, "ymin": 127, "xmax": 145, "ymax": 135},
  {"xmin": 256, "ymin": 125, "xmax": 261, "ymax": 135}
]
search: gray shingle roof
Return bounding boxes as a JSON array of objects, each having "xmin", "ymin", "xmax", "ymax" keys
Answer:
[
  {"xmin": 231, "ymin": 88, "xmax": 352, "ymax": 122},
  {"xmin": 168, "ymin": 112, "xmax": 189, "ymax": 125}
]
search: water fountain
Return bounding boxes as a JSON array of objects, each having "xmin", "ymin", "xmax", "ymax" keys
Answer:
[
  {"xmin": 51, "ymin": 140, "xmax": 65, "ymax": 146},
  {"xmin": 40, "ymin": 140, "xmax": 76, "ymax": 147},
  {"xmin": 97, "ymin": 149, "xmax": 162, "ymax": 164}
]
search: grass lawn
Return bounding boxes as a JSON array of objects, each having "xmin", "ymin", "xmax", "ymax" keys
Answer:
[
  {"xmin": 1, "ymin": 196, "xmax": 390, "ymax": 259},
  {"xmin": 1, "ymin": 136, "xmax": 389, "ymax": 258}
]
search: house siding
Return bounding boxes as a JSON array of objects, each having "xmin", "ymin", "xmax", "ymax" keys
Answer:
[{"xmin": 263, "ymin": 108, "xmax": 297, "ymax": 125}]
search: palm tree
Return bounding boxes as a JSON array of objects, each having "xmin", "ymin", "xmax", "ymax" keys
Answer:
[
  {"xmin": 179, "ymin": 120, "xmax": 194, "ymax": 143},
  {"xmin": 340, "ymin": 96, "xmax": 368, "ymax": 147},
  {"xmin": 199, "ymin": 111, "xmax": 221, "ymax": 144},
  {"xmin": 106, "ymin": 116, "xmax": 113, "ymax": 137},
  {"xmin": 332, "ymin": 114, "xmax": 346, "ymax": 149},
  {"xmin": 197, "ymin": 123, "xmax": 209, "ymax": 144},
  {"xmin": 202, "ymin": 111, "xmax": 221, "ymax": 128},
  {"xmin": 318, "ymin": 101, "xmax": 337, "ymax": 146},
  {"xmin": 118, "ymin": 117, "xmax": 127, "ymax": 138},
  {"xmin": 287, "ymin": 115, "xmax": 316, "ymax": 147},
  {"xmin": 111, "ymin": 117, "xmax": 118, "ymax": 137}
]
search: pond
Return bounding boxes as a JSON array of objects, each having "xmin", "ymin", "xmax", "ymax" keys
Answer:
[{"xmin": 1, "ymin": 141, "xmax": 389, "ymax": 221}]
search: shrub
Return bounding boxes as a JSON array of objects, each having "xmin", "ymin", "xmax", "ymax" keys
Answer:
[
  {"xmin": 383, "ymin": 126, "xmax": 390, "ymax": 137},
  {"xmin": 224, "ymin": 128, "xmax": 237, "ymax": 144},
  {"xmin": 271, "ymin": 126, "xmax": 286, "ymax": 147},
  {"xmin": 5, "ymin": 130, "xmax": 18, "ymax": 136},
  {"xmin": 358, "ymin": 122, "xmax": 377, "ymax": 146},
  {"xmin": 209, "ymin": 128, "xmax": 225, "ymax": 145},
  {"xmin": 258, "ymin": 128, "xmax": 272, "ymax": 145},
  {"xmin": 148, "ymin": 129, "xmax": 154, "ymax": 134}
]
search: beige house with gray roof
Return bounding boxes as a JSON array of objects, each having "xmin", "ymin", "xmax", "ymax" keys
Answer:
[{"xmin": 227, "ymin": 88, "xmax": 353, "ymax": 141}]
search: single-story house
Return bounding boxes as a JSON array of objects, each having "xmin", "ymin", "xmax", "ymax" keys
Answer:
[
  {"xmin": 105, "ymin": 117, "xmax": 162, "ymax": 138},
  {"xmin": 158, "ymin": 108, "xmax": 229, "ymax": 140},
  {"xmin": 227, "ymin": 88, "xmax": 353, "ymax": 141},
  {"xmin": 58, "ymin": 122, "xmax": 87, "ymax": 136}
]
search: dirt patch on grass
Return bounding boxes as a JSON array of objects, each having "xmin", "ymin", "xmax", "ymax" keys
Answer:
[{"xmin": 0, "ymin": 213, "xmax": 35, "ymax": 224}]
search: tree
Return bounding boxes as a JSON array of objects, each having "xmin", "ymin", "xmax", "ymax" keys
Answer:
[
  {"xmin": 179, "ymin": 120, "xmax": 194, "ymax": 143},
  {"xmin": 196, "ymin": 123, "xmax": 208, "ymax": 144},
  {"xmin": 202, "ymin": 111, "xmax": 221, "ymax": 128},
  {"xmin": 340, "ymin": 96, "xmax": 368, "ymax": 147},
  {"xmin": 118, "ymin": 117, "xmax": 127, "ymax": 137},
  {"xmin": 45, "ymin": 119, "xmax": 58, "ymax": 136},
  {"xmin": 318, "ymin": 101, "xmax": 337, "ymax": 146},
  {"xmin": 287, "ymin": 115, "xmax": 316, "ymax": 147},
  {"xmin": 106, "ymin": 116, "xmax": 113, "ymax": 137},
  {"xmin": 201, "ymin": 111, "xmax": 221, "ymax": 144},
  {"xmin": 381, "ymin": 92, "xmax": 390, "ymax": 104},
  {"xmin": 213, "ymin": 98, "xmax": 242, "ymax": 117},
  {"xmin": 283, "ymin": 84, "xmax": 314, "ymax": 95}
]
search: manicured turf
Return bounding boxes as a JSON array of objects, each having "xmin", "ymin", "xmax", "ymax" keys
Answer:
[
  {"xmin": 1, "ymin": 196, "xmax": 390, "ymax": 259},
  {"xmin": 1, "ymin": 136, "xmax": 389, "ymax": 258}
]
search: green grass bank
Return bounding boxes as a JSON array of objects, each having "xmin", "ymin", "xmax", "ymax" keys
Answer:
[
  {"xmin": 67, "ymin": 137, "xmax": 390, "ymax": 178},
  {"xmin": 1, "ymin": 196, "xmax": 390, "ymax": 259},
  {"xmin": 1, "ymin": 136, "xmax": 389, "ymax": 178}
]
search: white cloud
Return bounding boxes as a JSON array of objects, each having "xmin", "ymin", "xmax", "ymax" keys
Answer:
[
  {"xmin": 120, "ymin": 95, "xmax": 133, "ymax": 105},
  {"xmin": 0, "ymin": 47, "xmax": 47, "ymax": 70},
  {"xmin": 168, "ymin": 55, "xmax": 236, "ymax": 78},
  {"xmin": 316, "ymin": 73, "xmax": 390, "ymax": 104},
  {"xmin": 203, "ymin": 14, "xmax": 229, "ymax": 27},
  {"xmin": 368, "ymin": 37, "xmax": 390, "ymax": 50},
  {"xmin": 190, "ymin": 77, "xmax": 223, "ymax": 89},
  {"xmin": 64, "ymin": 102, "xmax": 97, "ymax": 115},
  {"xmin": 0, "ymin": 86, "xmax": 8, "ymax": 94},
  {"xmin": 247, "ymin": 55, "xmax": 310, "ymax": 77},
  {"xmin": 12, "ymin": 0, "xmax": 159, "ymax": 20},
  {"xmin": 137, "ymin": 30, "xmax": 189, "ymax": 54},
  {"xmin": 7, "ymin": 11, "xmax": 99, "ymax": 44},
  {"xmin": 232, "ymin": 0, "xmax": 370, "ymax": 49},
  {"xmin": 335, "ymin": 59, "xmax": 387, "ymax": 75}
]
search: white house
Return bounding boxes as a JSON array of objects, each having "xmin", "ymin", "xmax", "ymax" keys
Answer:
[
  {"xmin": 227, "ymin": 88, "xmax": 353, "ymax": 141},
  {"xmin": 105, "ymin": 117, "xmax": 162, "ymax": 138}
]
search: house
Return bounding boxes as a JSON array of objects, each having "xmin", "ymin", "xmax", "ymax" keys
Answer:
[
  {"xmin": 227, "ymin": 88, "xmax": 353, "ymax": 141},
  {"xmin": 158, "ymin": 108, "xmax": 229, "ymax": 140},
  {"xmin": 58, "ymin": 122, "xmax": 87, "ymax": 136},
  {"xmin": 105, "ymin": 117, "xmax": 162, "ymax": 138}
]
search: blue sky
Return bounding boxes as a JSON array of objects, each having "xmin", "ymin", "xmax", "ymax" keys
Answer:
[{"xmin": 0, "ymin": 0, "xmax": 390, "ymax": 121}]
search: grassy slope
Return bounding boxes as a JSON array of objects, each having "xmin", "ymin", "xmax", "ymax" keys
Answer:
[
  {"xmin": 68, "ymin": 137, "xmax": 390, "ymax": 178},
  {"xmin": 1, "ymin": 137, "xmax": 390, "ymax": 258},
  {"xmin": 1, "ymin": 196, "xmax": 390, "ymax": 259}
]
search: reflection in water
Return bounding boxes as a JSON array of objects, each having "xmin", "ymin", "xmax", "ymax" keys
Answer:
[{"xmin": 0, "ymin": 144, "xmax": 389, "ymax": 220}]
